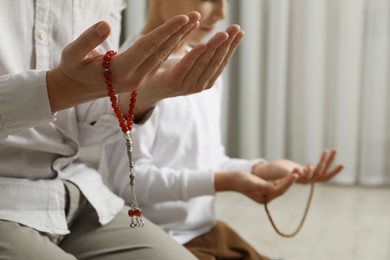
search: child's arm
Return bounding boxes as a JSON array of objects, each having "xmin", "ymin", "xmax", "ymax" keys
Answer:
[
  {"xmin": 252, "ymin": 149, "xmax": 345, "ymax": 184},
  {"xmin": 214, "ymin": 149, "xmax": 344, "ymax": 204},
  {"xmin": 214, "ymin": 170, "xmax": 299, "ymax": 204}
]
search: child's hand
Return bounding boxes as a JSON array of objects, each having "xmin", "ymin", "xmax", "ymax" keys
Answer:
[
  {"xmin": 252, "ymin": 149, "xmax": 344, "ymax": 184},
  {"xmin": 252, "ymin": 159, "xmax": 304, "ymax": 181},
  {"xmin": 242, "ymin": 172, "xmax": 299, "ymax": 204},
  {"xmin": 215, "ymin": 171, "xmax": 299, "ymax": 204},
  {"xmin": 297, "ymin": 149, "xmax": 344, "ymax": 184}
]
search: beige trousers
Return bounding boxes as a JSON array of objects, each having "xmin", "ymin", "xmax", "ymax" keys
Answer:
[{"xmin": 0, "ymin": 181, "xmax": 196, "ymax": 260}]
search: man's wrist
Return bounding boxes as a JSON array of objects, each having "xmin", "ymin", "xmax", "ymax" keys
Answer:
[{"xmin": 46, "ymin": 67, "xmax": 105, "ymax": 112}]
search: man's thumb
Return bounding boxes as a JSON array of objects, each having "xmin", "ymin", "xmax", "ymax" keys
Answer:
[{"xmin": 63, "ymin": 21, "xmax": 111, "ymax": 62}]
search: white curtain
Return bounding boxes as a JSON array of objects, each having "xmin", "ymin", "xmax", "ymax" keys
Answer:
[
  {"xmin": 225, "ymin": 0, "xmax": 390, "ymax": 186},
  {"xmin": 121, "ymin": 1, "xmax": 148, "ymax": 38},
  {"xmin": 123, "ymin": 0, "xmax": 390, "ymax": 186}
]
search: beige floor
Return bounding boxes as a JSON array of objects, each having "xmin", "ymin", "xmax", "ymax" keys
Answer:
[{"xmin": 215, "ymin": 184, "xmax": 390, "ymax": 260}]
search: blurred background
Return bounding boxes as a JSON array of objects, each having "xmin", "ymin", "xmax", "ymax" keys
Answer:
[
  {"xmin": 83, "ymin": 0, "xmax": 390, "ymax": 259},
  {"xmin": 123, "ymin": 0, "xmax": 390, "ymax": 186}
]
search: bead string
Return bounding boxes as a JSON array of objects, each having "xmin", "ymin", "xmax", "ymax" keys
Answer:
[
  {"xmin": 264, "ymin": 183, "xmax": 314, "ymax": 238},
  {"xmin": 103, "ymin": 50, "xmax": 144, "ymax": 228}
]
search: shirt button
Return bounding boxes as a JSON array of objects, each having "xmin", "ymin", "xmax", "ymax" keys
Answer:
[{"xmin": 39, "ymin": 30, "xmax": 46, "ymax": 41}]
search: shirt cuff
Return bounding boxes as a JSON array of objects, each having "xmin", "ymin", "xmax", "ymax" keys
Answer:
[
  {"xmin": 218, "ymin": 158, "xmax": 267, "ymax": 174},
  {"xmin": 241, "ymin": 158, "xmax": 268, "ymax": 174},
  {"xmin": 0, "ymin": 70, "xmax": 53, "ymax": 138},
  {"xmin": 133, "ymin": 106, "xmax": 155, "ymax": 125}
]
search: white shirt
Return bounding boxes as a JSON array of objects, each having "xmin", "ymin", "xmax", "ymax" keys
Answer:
[
  {"xmin": 105, "ymin": 44, "xmax": 265, "ymax": 244},
  {"xmin": 0, "ymin": 0, "xmax": 126, "ymax": 235}
]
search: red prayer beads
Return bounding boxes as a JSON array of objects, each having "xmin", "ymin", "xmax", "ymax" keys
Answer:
[
  {"xmin": 103, "ymin": 50, "xmax": 137, "ymax": 133},
  {"xmin": 128, "ymin": 209, "xmax": 142, "ymax": 217},
  {"xmin": 103, "ymin": 50, "xmax": 144, "ymax": 228}
]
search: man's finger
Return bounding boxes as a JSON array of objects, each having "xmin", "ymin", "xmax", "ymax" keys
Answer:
[
  {"xmin": 197, "ymin": 25, "xmax": 241, "ymax": 86},
  {"xmin": 169, "ymin": 44, "xmax": 208, "ymax": 88},
  {"xmin": 181, "ymin": 31, "xmax": 229, "ymax": 88},
  {"xmin": 207, "ymin": 29, "xmax": 245, "ymax": 88},
  {"xmin": 135, "ymin": 13, "xmax": 201, "ymax": 80},
  {"xmin": 63, "ymin": 21, "xmax": 111, "ymax": 63},
  {"xmin": 122, "ymin": 12, "xmax": 199, "ymax": 67}
]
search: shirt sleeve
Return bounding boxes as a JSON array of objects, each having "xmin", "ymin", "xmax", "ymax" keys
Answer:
[
  {"xmin": 216, "ymin": 140, "xmax": 267, "ymax": 173},
  {"xmin": 0, "ymin": 70, "xmax": 54, "ymax": 139},
  {"xmin": 218, "ymin": 154, "xmax": 267, "ymax": 173},
  {"xmin": 105, "ymin": 107, "xmax": 215, "ymax": 206}
]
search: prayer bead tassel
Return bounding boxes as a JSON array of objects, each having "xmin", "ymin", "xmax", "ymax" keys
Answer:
[{"xmin": 103, "ymin": 50, "xmax": 143, "ymax": 228}]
